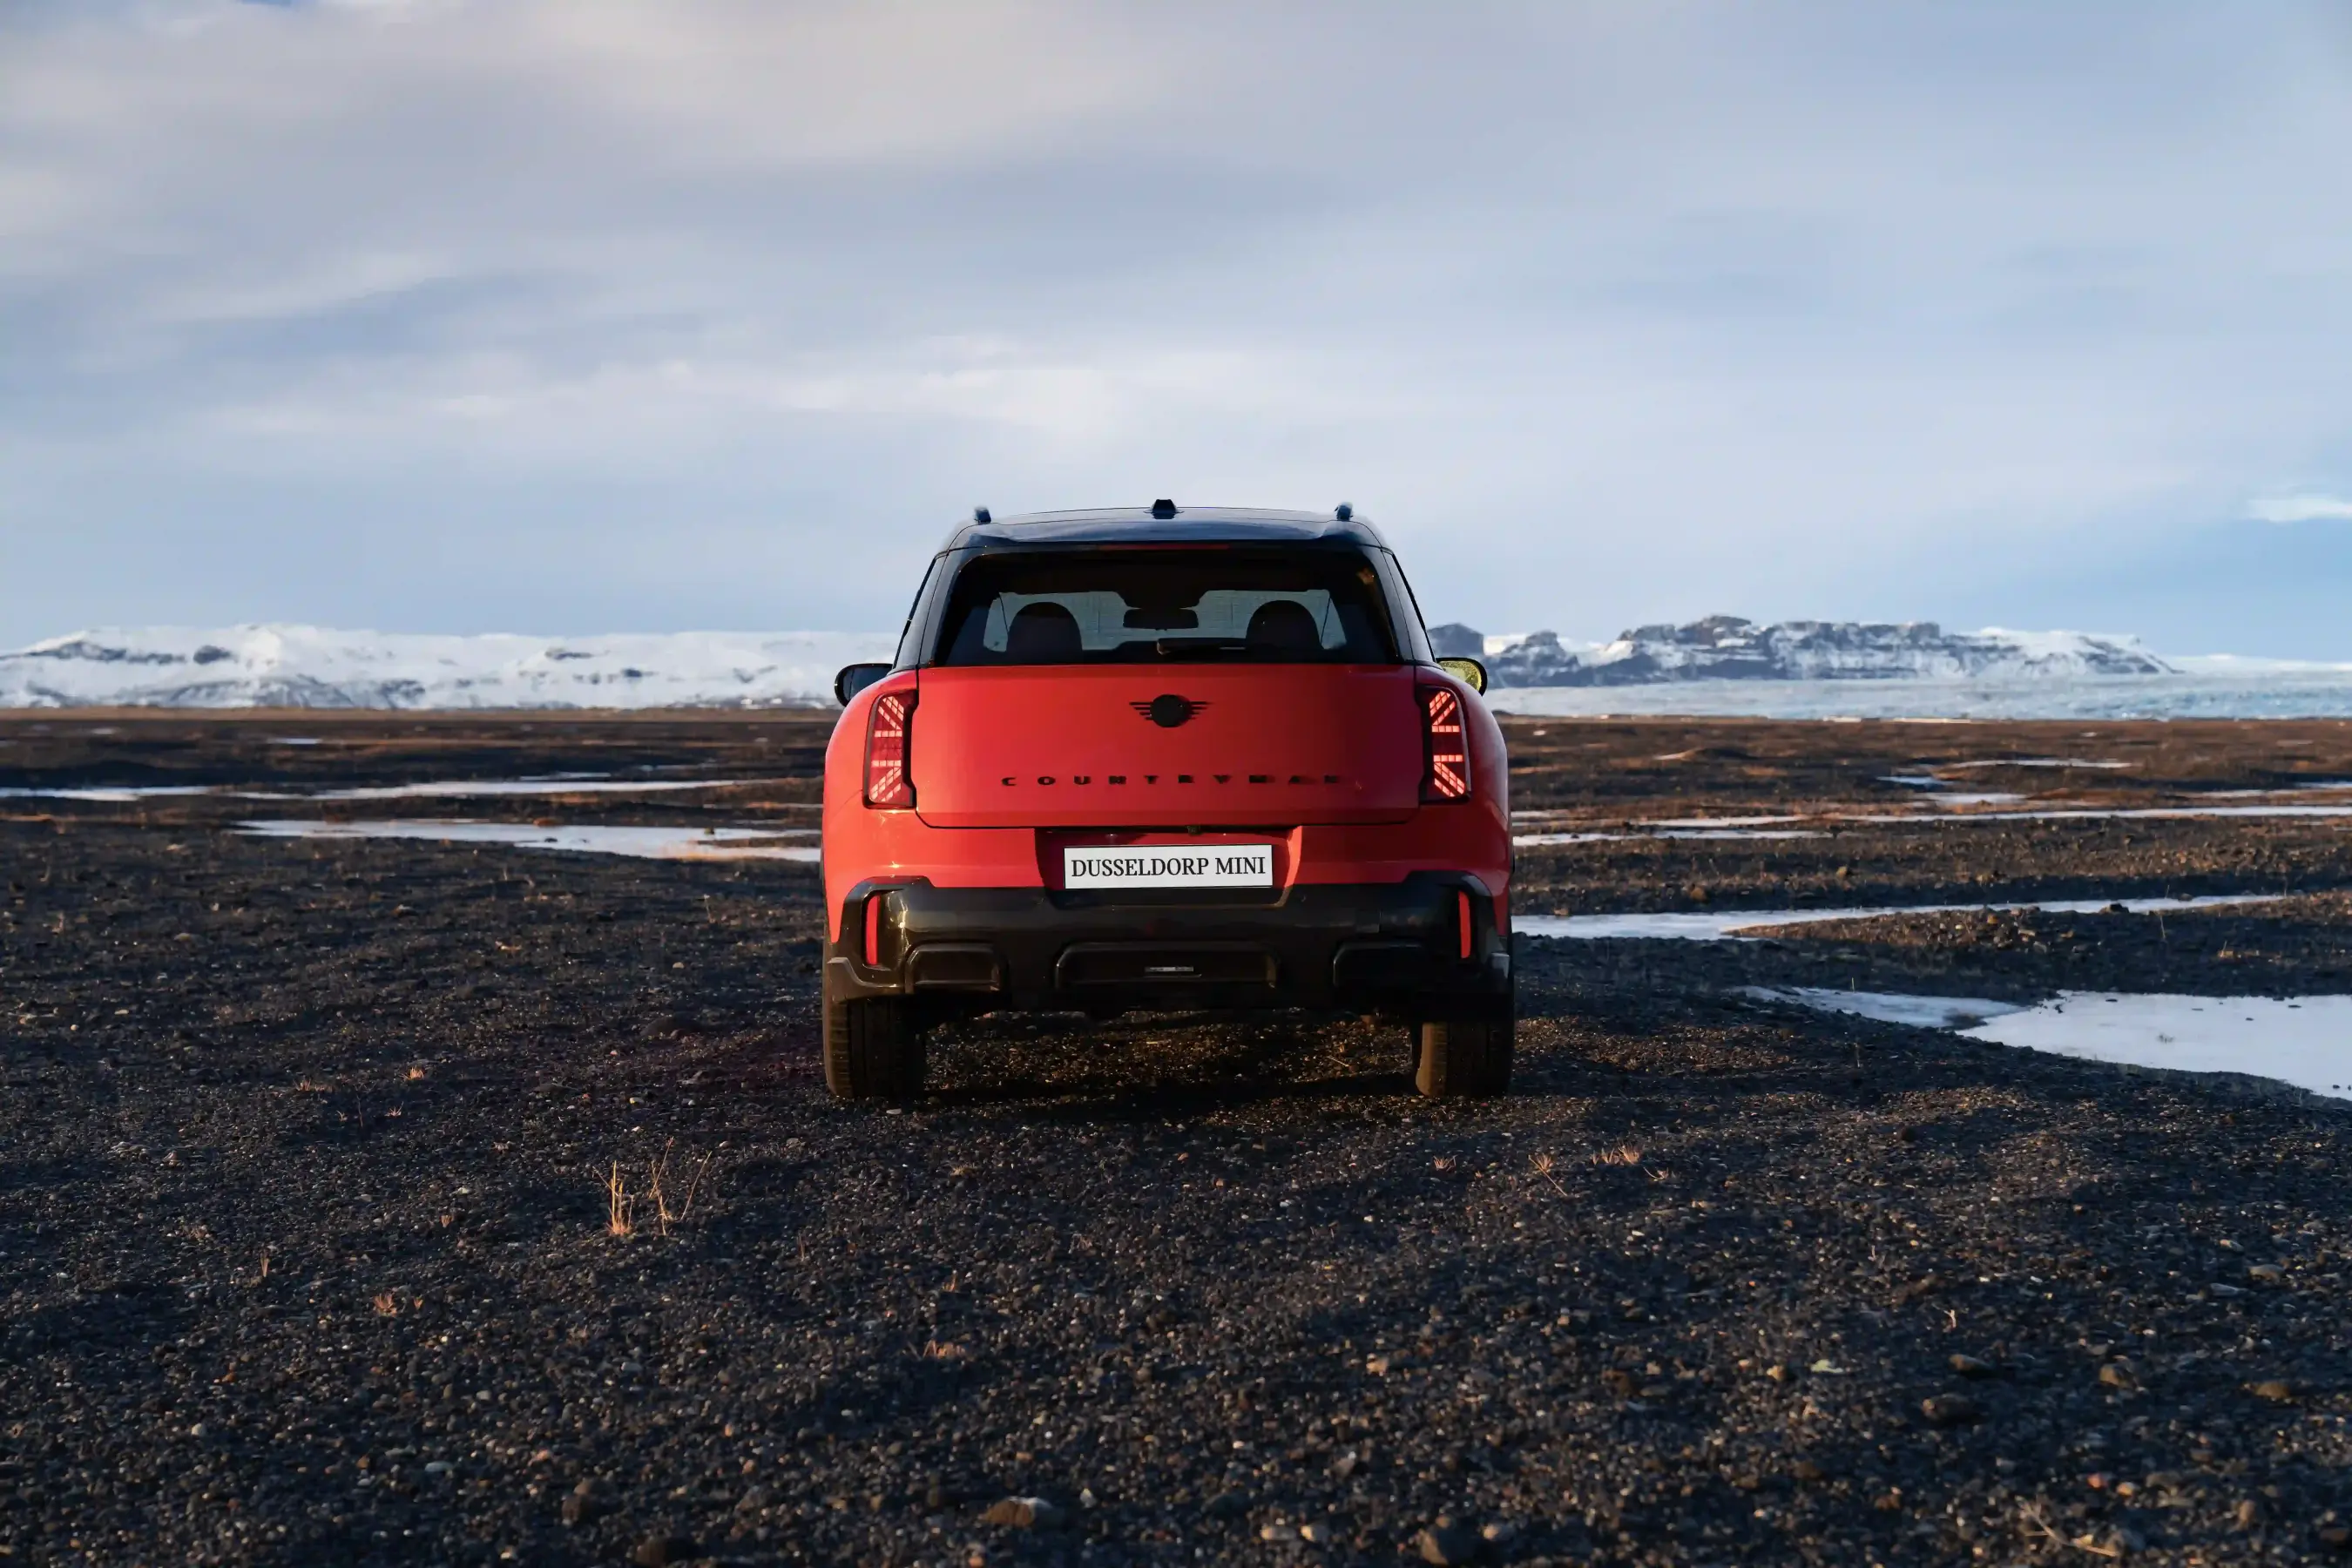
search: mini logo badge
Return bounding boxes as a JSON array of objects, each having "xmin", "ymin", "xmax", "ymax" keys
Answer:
[{"xmin": 1132, "ymin": 693, "xmax": 1204, "ymax": 728}]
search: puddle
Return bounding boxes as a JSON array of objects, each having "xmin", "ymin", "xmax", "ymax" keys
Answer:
[
  {"xmin": 0, "ymin": 786, "xmax": 217, "ymax": 802},
  {"xmin": 1655, "ymin": 829, "xmax": 1825, "ymax": 841},
  {"xmin": 1881, "ymin": 775, "xmax": 2048, "ymax": 806},
  {"xmin": 1511, "ymin": 811, "xmax": 1812, "ymax": 827},
  {"xmin": 268, "ymin": 737, "xmax": 323, "ymax": 747},
  {"xmin": 1513, "ymin": 828, "xmax": 1824, "ymax": 847},
  {"xmin": 1516, "ymin": 894, "xmax": 2286, "ymax": 943},
  {"xmin": 1515, "ymin": 798, "xmax": 2352, "ymax": 835},
  {"xmin": 1746, "ymin": 987, "xmax": 2351, "ymax": 1102},
  {"xmin": 298, "ymin": 776, "xmax": 784, "ymax": 801},
  {"xmin": 1941, "ymin": 758, "xmax": 2132, "ymax": 770},
  {"xmin": 238, "ymin": 820, "xmax": 821, "ymax": 862},
  {"xmin": 1882, "ymin": 775, "xmax": 2031, "ymax": 801},
  {"xmin": 3, "ymin": 775, "xmax": 782, "ymax": 803},
  {"xmin": 1850, "ymin": 800, "xmax": 2352, "ymax": 823},
  {"xmin": 1959, "ymin": 804, "xmax": 2352, "ymax": 821},
  {"xmin": 1511, "ymin": 811, "xmax": 1825, "ymax": 846},
  {"xmin": 1737, "ymin": 987, "xmax": 2025, "ymax": 1030},
  {"xmin": 2205, "ymin": 785, "xmax": 2352, "ymax": 798}
]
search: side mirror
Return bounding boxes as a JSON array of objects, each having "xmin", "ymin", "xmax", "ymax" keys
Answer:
[
  {"xmin": 1437, "ymin": 657, "xmax": 1488, "ymax": 695},
  {"xmin": 834, "ymin": 663, "xmax": 891, "ymax": 706}
]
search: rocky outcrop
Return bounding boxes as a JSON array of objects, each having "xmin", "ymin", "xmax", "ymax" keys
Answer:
[{"xmin": 1450, "ymin": 616, "xmax": 2172, "ymax": 686}]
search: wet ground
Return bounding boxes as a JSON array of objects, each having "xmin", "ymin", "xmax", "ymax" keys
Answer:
[{"xmin": 2, "ymin": 711, "xmax": 2348, "ymax": 1566}]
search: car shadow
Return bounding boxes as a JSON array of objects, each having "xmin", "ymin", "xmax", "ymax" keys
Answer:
[{"xmin": 916, "ymin": 1066, "xmax": 1414, "ymax": 1112}]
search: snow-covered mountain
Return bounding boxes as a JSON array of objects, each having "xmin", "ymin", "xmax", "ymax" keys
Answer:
[
  {"xmin": 0, "ymin": 625, "xmax": 897, "ymax": 710},
  {"xmin": 1429, "ymin": 616, "xmax": 2171, "ymax": 686},
  {"xmin": 0, "ymin": 614, "xmax": 2215, "ymax": 710}
]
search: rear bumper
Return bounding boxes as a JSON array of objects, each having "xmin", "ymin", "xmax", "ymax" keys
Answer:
[{"xmin": 827, "ymin": 873, "xmax": 1511, "ymax": 1016}]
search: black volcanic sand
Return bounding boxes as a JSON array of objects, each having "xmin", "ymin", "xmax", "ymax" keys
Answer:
[{"xmin": 2, "ymin": 712, "xmax": 2348, "ymax": 1566}]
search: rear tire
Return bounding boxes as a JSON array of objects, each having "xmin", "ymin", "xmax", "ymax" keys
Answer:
[
  {"xmin": 822, "ymin": 988, "xmax": 928, "ymax": 1100},
  {"xmin": 1415, "ymin": 1012, "xmax": 1513, "ymax": 1098}
]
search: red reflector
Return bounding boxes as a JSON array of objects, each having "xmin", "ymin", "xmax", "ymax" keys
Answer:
[
  {"xmin": 863, "ymin": 893, "xmax": 883, "ymax": 967},
  {"xmin": 864, "ymin": 689, "xmax": 916, "ymax": 808},
  {"xmin": 1421, "ymin": 684, "xmax": 1470, "ymax": 801},
  {"xmin": 1457, "ymin": 890, "xmax": 1473, "ymax": 960}
]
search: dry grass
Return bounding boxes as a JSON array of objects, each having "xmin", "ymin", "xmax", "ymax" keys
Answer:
[
  {"xmin": 1529, "ymin": 1152, "xmax": 1570, "ymax": 1199},
  {"xmin": 605, "ymin": 1140, "xmax": 717, "ymax": 1240},
  {"xmin": 605, "ymin": 1163, "xmax": 636, "ymax": 1238},
  {"xmin": 1593, "ymin": 1144, "xmax": 1644, "ymax": 1166},
  {"xmin": 647, "ymin": 1139, "xmax": 715, "ymax": 1234}
]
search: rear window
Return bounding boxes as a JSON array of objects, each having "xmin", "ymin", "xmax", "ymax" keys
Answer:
[{"xmin": 934, "ymin": 546, "xmax": 1401, "ymax": 666}]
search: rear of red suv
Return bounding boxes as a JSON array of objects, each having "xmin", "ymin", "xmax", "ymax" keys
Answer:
[{"xmin": 821, "ymin": 504, "xmax": 1511, "ymax": 1099}]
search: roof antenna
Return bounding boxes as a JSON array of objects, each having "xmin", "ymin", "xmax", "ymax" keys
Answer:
[
  {"xmin": 1149, "ymin": 498, "xmax": 1178, "ymax": 519},
  {"xmin": 1334, "ymin": 502, "xmax": 1353, "ymax": 522},
  {"xmin": 972, "ymin": 505, "xmax": 991, "ymax": 524}
]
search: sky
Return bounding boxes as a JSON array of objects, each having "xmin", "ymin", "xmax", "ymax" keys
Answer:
[{"xmin": 4, "ymin": 1, "xmax": 2352, "ymax": 657}]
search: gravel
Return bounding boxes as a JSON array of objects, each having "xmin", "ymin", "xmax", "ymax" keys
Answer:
[{"xmin": 1, "ymin": 712, "xmax": 2347, "ymax": 1565}]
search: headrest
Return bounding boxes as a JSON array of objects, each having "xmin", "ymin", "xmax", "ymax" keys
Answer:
[
  {"xmin": 1244, "ymin": 598, "xmax": 1321, "ymax": 655},
  {"xmin": 1004, "ymin": 601, "xmax": 1084, "ymax": 661}
]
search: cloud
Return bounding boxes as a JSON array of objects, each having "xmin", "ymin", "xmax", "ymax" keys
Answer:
[
  {"xmin": 3, "ymin": 2, "xmax": 2352, "ymax": 651},
  {"xmin": 2247, "ymin": 494, "xmax": 2352, "ymax": 524}
]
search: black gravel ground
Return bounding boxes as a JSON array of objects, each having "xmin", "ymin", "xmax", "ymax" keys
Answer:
[{"xmin": 2, "ymin": 713, "xmax": 2349, "ymax": 1567}]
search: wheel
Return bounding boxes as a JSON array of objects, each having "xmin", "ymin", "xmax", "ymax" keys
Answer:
[
  {"xmin": 822, "ymin": 987, "xmax": 928, "ymax": 1100},
  {"xmin": 1415, "ymin": 1012, "xmax": 1513, "ymax": 1098}
]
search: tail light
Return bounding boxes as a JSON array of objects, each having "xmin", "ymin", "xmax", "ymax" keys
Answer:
[
  {"xmin": 1420, "ymin": 682, "xmax": 1471, "ymax": 802},
  {"xmin": 863, "ymin": 688, "xmax": 916, "ymax": 808},
  {"xmin": 1456, "ymin": 889, "xmax": 1474, "ymax": 959},
  {"xmin": 863, "ymin": 892, "xmax": 886, "ymax": 966}
]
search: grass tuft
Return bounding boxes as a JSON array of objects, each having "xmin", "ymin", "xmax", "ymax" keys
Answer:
[
  {"xmin": 646, "ymin": 1139, "xmax": 716, "ymax": 1236},
  {"xmin": 606, "ymin": 1163, "xmax": 635, "ymax": 1238},
  {"xmin": 603, "ymin": 1141, "xmax": 718, "ymax": 1239}
]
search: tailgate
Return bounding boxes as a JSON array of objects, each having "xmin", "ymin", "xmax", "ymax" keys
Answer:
[{"xmin": 910, "ymin": 664, "xmax": 1423, "ymax": 828}]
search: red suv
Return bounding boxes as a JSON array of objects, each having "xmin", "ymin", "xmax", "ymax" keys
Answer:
[{"xmin": 822, "ymin": 503, "xmax": 1511, "ymax": 1099}]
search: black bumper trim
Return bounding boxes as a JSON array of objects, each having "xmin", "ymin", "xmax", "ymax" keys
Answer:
[{"xmin": 828, "ymin": 874, "xmax": 1509, "ymax": 1014}]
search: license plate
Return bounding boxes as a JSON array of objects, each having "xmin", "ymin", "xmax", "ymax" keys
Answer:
[{"xmin": 1063, "ymin": 843, "xmax": 1274, "ymax": 889}]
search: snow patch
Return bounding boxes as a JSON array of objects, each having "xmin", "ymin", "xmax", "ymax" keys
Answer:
[
  {"xmin": 1749, "ymin": 986, "xmax": 2352, "ymax": 1102},
  {"xmin": 1963, "ymin": 993, "xmax": 2352, "ymax": 1100}
]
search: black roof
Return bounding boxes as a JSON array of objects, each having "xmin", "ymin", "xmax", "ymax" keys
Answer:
[{"xmin": 943, "ymin": 505, "xmax": 1389, "ymax": 552}]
